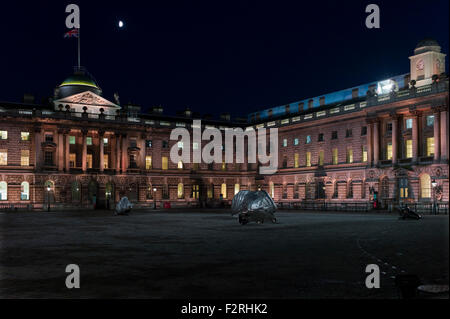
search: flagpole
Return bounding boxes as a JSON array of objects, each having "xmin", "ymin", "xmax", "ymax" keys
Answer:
[{"xmin": 77, "ymin": 27, "xmax": 81, "ymax": 68}]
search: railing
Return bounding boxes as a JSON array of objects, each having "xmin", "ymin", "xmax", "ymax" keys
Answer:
[
  {"xmin": 276, "ymin": 201, "xmax": 449, "ymax": 215},
  {"xmin": 0, "ymin": 203, "xmax": 33, "ymax": 211}
]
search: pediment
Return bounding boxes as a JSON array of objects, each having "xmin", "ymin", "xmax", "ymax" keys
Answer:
[{"xmin": 54, "ymin": 91, "xmax": 120, "ymax": 109}]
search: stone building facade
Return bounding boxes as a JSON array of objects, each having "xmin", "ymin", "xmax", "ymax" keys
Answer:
[{"xmin": 0, "ymin": 39, "xmax": 448, "ymax": 210}]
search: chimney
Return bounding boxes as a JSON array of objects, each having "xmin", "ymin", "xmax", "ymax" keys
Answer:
[{"xmin": 23, "ymin": 93, "xmax": 35, "ymax": 104}]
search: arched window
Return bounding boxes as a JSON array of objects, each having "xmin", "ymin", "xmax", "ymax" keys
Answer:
[
  {"xmin": 234, "ymin": 183, "xmax": 240, "ymax": 195},
  {"xmin": 420, "ymin": 174, "xmax": 431, "ymax": 199},
  {"xmin": 21, "ymin": 182, "xmax": 30, "ymax": 200},
  {"xmin": 221, "ymin": 183, "xmax": 227, "ymax": 199},
  {"xmin": 177, "ymin": 183, "xmax": 184, "ymax": 199},
  {"xmin": 0, "ymin": 181, "xmax": 7, "ymax": 201},
  {"xmin": 269, "ymin": 182, "xmax": 275, "ymax": 198},
  {"xmin": 71, "ymin": 181, "xmax": 80, "ymax": 201}
]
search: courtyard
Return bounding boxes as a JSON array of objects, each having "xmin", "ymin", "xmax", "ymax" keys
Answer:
[{"xmin": 0, "ymin": 209, "xmax": 448, "ymax": 298}]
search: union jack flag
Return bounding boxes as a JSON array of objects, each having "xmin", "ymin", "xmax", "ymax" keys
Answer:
[{"xmin": 64, "ymin": 29, "xmax": 79, "ymax": 38}]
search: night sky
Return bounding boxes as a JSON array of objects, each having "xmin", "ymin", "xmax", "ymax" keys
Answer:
[{"xmin": 0, "ymin": 0, "xmax": 448, "ymax": 118}]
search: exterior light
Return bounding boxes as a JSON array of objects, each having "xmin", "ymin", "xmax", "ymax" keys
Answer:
[
  {"xmin": 47, "ymin": 186, "xmax": 51, "ymax": 192},
  {"xmin": 153, "ymin": 188, "xmax": 157, "ymax": 192},
  {"xmin": 431, "ymin": 179, "xmax": 437, "ymax": 188}
]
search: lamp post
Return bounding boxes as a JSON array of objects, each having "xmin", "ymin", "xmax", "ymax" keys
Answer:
[
  {"xmin": 431, "ymin": 179, "xmax": 437, "ymax": 215},
  {"xmin": 153, "ymin": 187, "xmax": 157, "ymax": 209},
  {"xmin": 46, "ymin": 185, "xmax": 51, "ymax": 212}
]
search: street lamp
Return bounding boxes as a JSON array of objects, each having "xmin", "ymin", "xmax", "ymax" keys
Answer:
[
  {"xmin": 46, "ymin": 185, "xmax": 51, "ymax": 212},
  {"xmin": 431, "ymin": 179, "xmax": 437, "ymax": 215},
  {"xmin": 153, "ymin": 187, "xmax": 157, "ymax": 209}
]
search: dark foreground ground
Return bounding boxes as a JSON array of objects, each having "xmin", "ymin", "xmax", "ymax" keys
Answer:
[{"xmin": 0, "ymin": 209, "xmax": 448, "ymax": 298}]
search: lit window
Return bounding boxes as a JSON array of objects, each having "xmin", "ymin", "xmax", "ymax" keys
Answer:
[
  {"xmin": 69, "ymin": 136, "xmax": 76, "ymax": 144},
  {"xmin": 69, "ymin": 153, "xmax": 76, "ymax": 168},
  {"xmin": 405, "ymin": 119, "xmax": 413, "ymax": 129},
  {"xmin": 269, "ymin": 182, "xmax": 274, "ymax": 198},
  {"xmin": 222, "ymin": 160, "xmax": 226, "ymax": 171},
  {"xmin": 162, "ymin": 156, "xmax": 168, "ymax": 170},
  {"xmin": 406, "ymin": 140, "xmax": 412, "ymax": 158},
  {"xmin": 21, "ymin": 150, "xmax": 29, "ymax": 166},
  {"xmin": 178, "ymin": 141, "xmax": 183, "ymax": 149},
  {"xmin": 399, "ymin": 178, "xmax": 408, "ymax": 199},
  {"xmin": 21, "ymin": 132, "xmax": 30, "ymax": 141},
  {"xmin": 178, "ymin": 161, "xmax": 183, "ymax": 169},
  {"xmin": 347, "ymin": 148, "xmax": 353, "ymax": 163},
  {"xmin": 103, "ymin": 137, "xmax": 109, "ymax": 145},
  {"xmin": 294, "ymin": 138, "xmax": 299, "ymax": 146},
  {"xmin": 0, "ymin": 181, "xmax": 7, "ymax": 200},
  {"xmin": 427, "ymin": 137, "xmax": 434, "ymax": 156},
  {"xmin": 234, "ymin": 184, "xmax": 240, "ymax": 195},
  {"xmin": 0, "ymin": 131, "xmax": 7, "ymax": 140},
  {"xmin": 145, "ymin": 156, "xmax": 152, "ymax": 170},
  {"xmin": 177, "ymin": 183, "xmax": 184, "ymax": 199},
  {"xmin": 387, "ymin": 143, "xmax": 392, "ymax": 160},
  {"xmin": 192, "ymin": 185, "xmax": 199, "ymax": 199},
  {"xmin": 332, "ymin": 148, "xmax": 338, "ymax": 165},
  {"xmin": 362, "ymin": 146, "xmax": 368, "ymax": 162},
  {"xmin": 283, "ymin": 139, "xmax": 287, "ymax": 147},
  {"xmin": 420, "ymin": 174, "xmax": 431, "ymax": 198},
  {"xmin": 306, "ymin": 152, "xmax": 311, "ymax": 167},
  {"xmin": 146, "ymin": 140, "xmax": 152, "ymax": 148},
  {"xmin": 86, "ymin": 154, "xmax": 93, "ymax": 169},
  {"xmin": 427, "ymin": 115, "xmax": 434, "ymax": 127},
  {"xmin": 294, "ymin": 153, "xmax": 299, "ymax": 168},
  {"xmin": 21, "ymin": 181, "xmax": 29, "ymax": 200},
  {"xmin": 86, "ymin": 137, "xmax": 93, "ymax": 145},
  {"xmin": 221, "ymin": 183, "xmax": 227, "ymax": 199},
  {"xmin": 319, "ymin": 150, "xmax": 324, "ymax": 166},
  {"xmin": 103, "ymin": 154, "xmax": 109, "ymax": 169},
  {"xmin": 306, "ymin": 135, "xmax": 311, "ymax": 144},
  {"xmin": 0, "ymin": 151, "xmax": 7, "ymax": 165}
]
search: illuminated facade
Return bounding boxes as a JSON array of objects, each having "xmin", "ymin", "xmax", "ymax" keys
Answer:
[{"xmin": 0, "ymin": 39, "xmax": 448, "ymax": 210}]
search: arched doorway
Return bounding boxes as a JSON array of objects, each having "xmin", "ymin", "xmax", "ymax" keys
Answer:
[
  {"xmin": 88, "ymin": 180, "xmax": 99, "ymax": 208},
  {"xmin": 105, "ymin": 182, "xmax": 115, "ymax": 210},
  {"xmin": 71, "ymin": 181, "xmax": 81, "ymax": 203},
  {"xmin": 127, "ymin": 183, "xmax": 138, "ymax": 203}
]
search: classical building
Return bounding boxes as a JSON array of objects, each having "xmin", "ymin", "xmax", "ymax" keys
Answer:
[{"xmin": 0, "ymin": 39, "xmax": 448, "ymax": 210}]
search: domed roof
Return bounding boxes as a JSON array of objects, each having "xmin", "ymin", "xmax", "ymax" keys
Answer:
[
  {"xmin": 416, "ymin": 38, "xmax": 440, "ymax": 49},
  {"xmin": 56, "ymin": 69, "xmax": 102, "ymax": 99},
  {"xmin": 59, "ymin": 72, "xmax": 100, "ymax": 89}
]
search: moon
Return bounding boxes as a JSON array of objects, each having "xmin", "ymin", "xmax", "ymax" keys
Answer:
[{"xmin": 118, "ymin": 20, "xmax": 124, "ymax": 28}]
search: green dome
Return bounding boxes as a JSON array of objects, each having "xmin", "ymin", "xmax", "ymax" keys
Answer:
[{"xmin": 59, "ymin": 73, "xmax": 99, "ymax": 89}]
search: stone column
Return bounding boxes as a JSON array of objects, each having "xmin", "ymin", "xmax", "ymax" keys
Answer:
[
  {"xmin": 140, "ymin": 133, "xmax": 146, "ymax": 170},
  {"xmin": 99, "ymin": 130, "xmax": 105, "ymax": 172},
  {"xmin": 116, "ymin": 133, "xmax": 121, "ymax": 173},
  {"xmin": 433, "ymin": 109, "xmax": 440, "ymax": 161},
  {"xmin": 441, "ymin": 108, "xmax": 448, "ymax": 161},
  {"xmin": 373, "ymin": 120, "xmax": 380, "ymax": 165},
  {"xmin": 65, "ymin": 131, "xmax": 70, "ymax": 171},
  {"xmin": 411, "ymin": 110, "xmax": 421, "ymax": 162},
  {"xmin": 121, "ymin": 133, "xmax": 128, "ymax": 172},
  {"xmin": 34, "ymin": 126, "xmax": 42, "ymax": 171},
  {"xmin": 367, "ymin": 121, "xmax": 373, "ymax": 166},
  {"xmin": 391, "ymin": 114, "xmax": 399, "ymax": 164},
  {"xmin": 57, "ymin": 128, "xmax": 64, "ymax": 171},
  {"xmin": 82, "ymin": 129, "xmax": 88, "ymax": 172}
]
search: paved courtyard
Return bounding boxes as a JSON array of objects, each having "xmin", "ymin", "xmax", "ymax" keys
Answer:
[{"xmin": 0, "ymin": 210, "xmax": 448, "ymax": 298}]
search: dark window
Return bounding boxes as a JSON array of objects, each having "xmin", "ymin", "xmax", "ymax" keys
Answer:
[
  {"xmin": 331, "ymin": 131, "xmax": 338, "ymax": 140},
  {"xmin": 45, "ymin": 134, "xmax": 53, "ymax": 142},
  {"xmin": 162, "ymin": 140, "xmax": 169, "ymax": 148},
  {"xmin": 361, "ymin": 126, "xmax": 367, "ymax": 136},
  {"xmin": 386, "ymin": 123, "xmax": 392, "ymax": 132},
  {"xmin": 346, "ymin": 129, "xmax": 352, "ymax": 138},
  {"xmin": 129, "ymin": 138, "xmax": 137, "ymax": 148},
  {"xmin": 129, "ymin": 155, "xmax": 137, "ymax": 168},
  {"xmin": 146, "ymin": 140, "xmax": 152, "ymax": 148},
  {"xmin": 318, "ymin": 133, "xmax": 324, "ymax": 142},
  {"xmin": 44, "ymin": 152, "xmax": 53, "ymax": 166}
]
